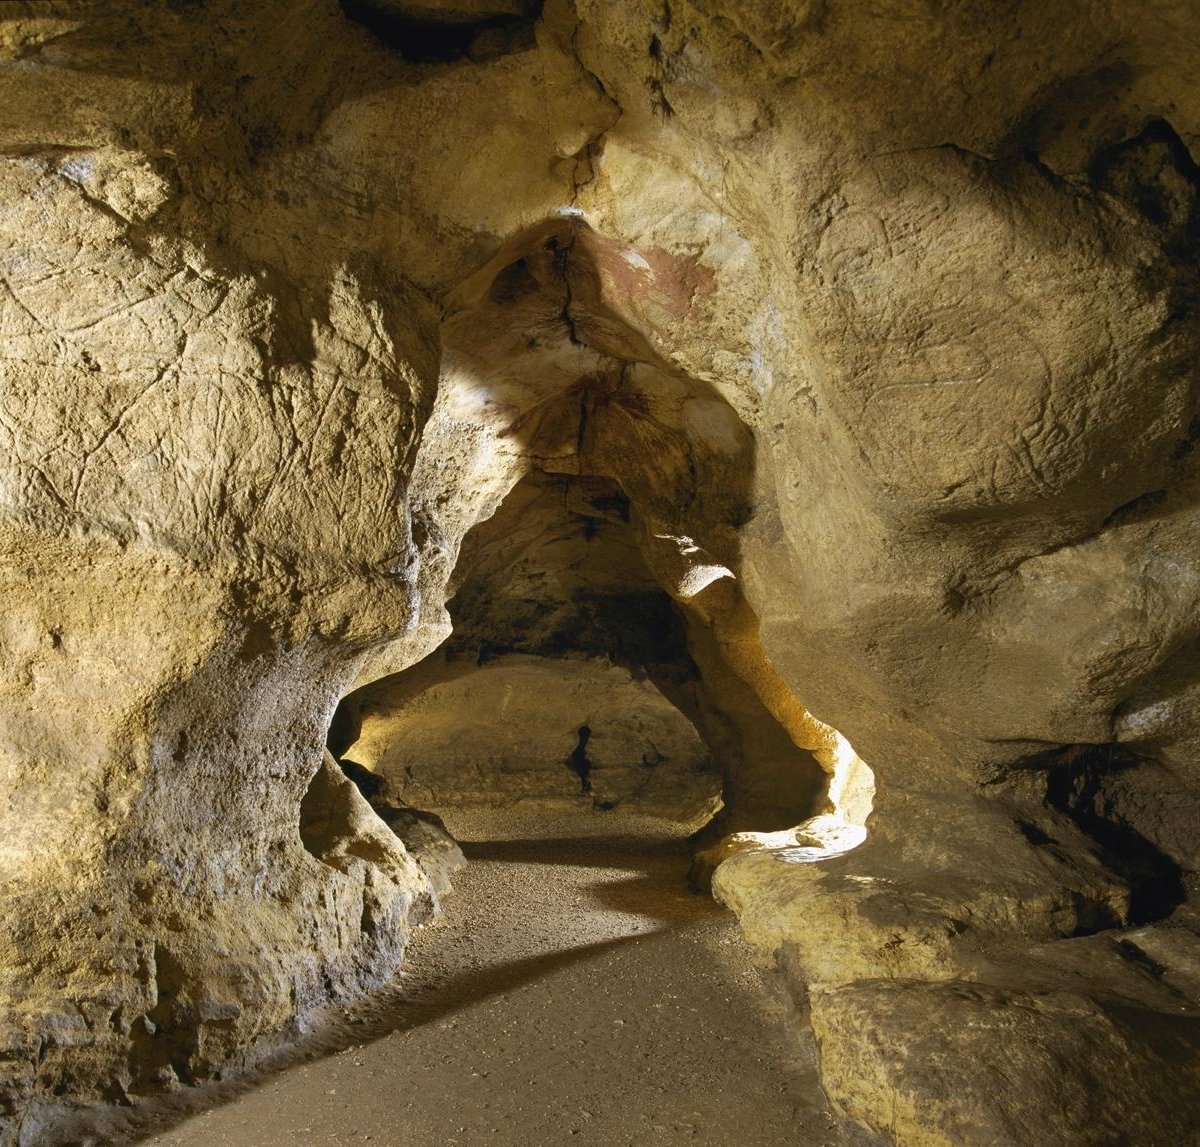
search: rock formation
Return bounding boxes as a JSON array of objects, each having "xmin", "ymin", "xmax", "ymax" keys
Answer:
[{"xmin": 1, "ymin": 0, "xmax": 1198, "ymax": 1143}]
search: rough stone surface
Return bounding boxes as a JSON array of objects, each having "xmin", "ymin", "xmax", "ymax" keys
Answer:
[
  {"xmin": 372, "ymin": 806, "xmax": 466, "ymax": 899},
  {"xmin": 66, "ymin": 811, "xmax": 848, "ymax": 1147},
  {"xmin": 343, "ymin": 651, "xmax": 722, "ymax": 822},
  {"xmin": 1, "ymin": 0, "xmax": 1199, "ymax": 1143}
]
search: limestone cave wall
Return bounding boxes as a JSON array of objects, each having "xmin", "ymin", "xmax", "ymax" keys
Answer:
[{"xmin": 1, "ymin": 1, "xmax": 1199, "ymax": 1143}]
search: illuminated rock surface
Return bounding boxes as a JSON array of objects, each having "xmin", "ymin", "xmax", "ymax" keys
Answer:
[{"xmin": 1, "ymin": 0, "xmax": 1199, "ymax": 1143}]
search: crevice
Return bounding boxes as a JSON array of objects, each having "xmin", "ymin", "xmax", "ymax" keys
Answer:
[
  {"xmin": 575, "ymin": 385, "xmax": 590, "ymax": 462},
  {"xmin": 545, "ymin": 229, "xmax": 583, "ymax": 345},
  {"xmin": 1171, "ymin": 413, "xmax": 1200, "ymax": 461},
  {"xmin": 1030, "ymin": 743, "xmax": 1187, "ymax": 925},
  {"xmin": 337, "ymin": 757, "xmax": 386, "ymax": 803},
  {"xmin": 569, "ymin": 138, "xmax": 604, "ymax": 205},
  {"xmin": 1100, "ymin": 488, "xmax": 1168, "ymax": 530},
  {"xmin": 1014, "ymin": 818, "xmax": 1054, "ymax": 847},
  {"xmin": 566, "ymin": 724, "xmax": 593, "ymax": 793},
  {"xmin": 339, "ymin": 0, "xmax": 543, "ymax": 64},
  {"xmin": 1115, "ymin": 938, "xmax": 1172, "ymax": 984}
]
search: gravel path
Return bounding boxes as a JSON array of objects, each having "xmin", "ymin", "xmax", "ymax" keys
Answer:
[{"xmin": 119, "ymin": 810, "xmax": 844, "ymax": 1146}]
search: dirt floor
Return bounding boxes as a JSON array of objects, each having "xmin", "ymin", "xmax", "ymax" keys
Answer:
[{"xmin": 96, "ymin": 809, "xmax": 847, "ymax": 1146}]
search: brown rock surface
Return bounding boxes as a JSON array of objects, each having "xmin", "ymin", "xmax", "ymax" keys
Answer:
[
  {"xmin": 342, "ymin": 652, "xmax": 723, "ymax": 821},
  {"xmin": 1, "ymin": 0, "xmax": 1199, "ymax": 1143}
]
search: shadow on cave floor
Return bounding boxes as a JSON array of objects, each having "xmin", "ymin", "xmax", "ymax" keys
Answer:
[
  {"xmin": 114, "ymin": 809, "xmax": 845, "ymax": 1147},
  {"xmin": 460, "ymin": 833, "xmax": 689, "ymax": 864}
]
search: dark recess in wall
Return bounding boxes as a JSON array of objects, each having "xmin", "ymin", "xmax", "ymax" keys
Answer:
[
  {"xmin": 566, "ymin": 724, "xmax": 593, "ymax": 793},
  {"xmin": 339, "ymin": 0, "xmax": 544, "ymax": 63},
  {"xmin": 1043, "ymin": 743, "xmax": 1187, "ymax": 925}
]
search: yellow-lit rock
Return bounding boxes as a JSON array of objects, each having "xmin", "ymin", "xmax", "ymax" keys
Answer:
[{"xmin": 1, "ymin": 1, "xmax": 1199, "ymax": 1142}]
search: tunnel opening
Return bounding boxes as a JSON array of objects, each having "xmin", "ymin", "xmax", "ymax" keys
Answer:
[
  {"xmin": 298, "ymin": 218, "xmax": 879, "ymax": 1018},
  {"xmin": 328, "ymin": 468, "xmax": 730, "ymax": 833},
  {"xmin": 320, "ymin": 219, "xmax": 875, "ymax": 876}
]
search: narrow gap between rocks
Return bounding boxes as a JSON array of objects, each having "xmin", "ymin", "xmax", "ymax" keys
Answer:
[{"xmin": 566, "ymin": 724, "xmax": 594, "ymax": 795}]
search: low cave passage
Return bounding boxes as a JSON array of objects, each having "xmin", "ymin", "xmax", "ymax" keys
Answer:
[
  {"xmin": 325, "ymin": 464, "xmax": 872, "ymax": 857},
  {"xmin": 316, "ymin": 214, "xmax": 874, "ymax": 870},
  {"xmin": 254, "ymin": 219, "xmax": 878, "ymax": 1142},
  {"xmin": 115, "ymin": 466, "xmax": 867, "ymax": 1146},
  {"xmin": 114, "ymin": 219, "xmax": 874, "ymax": 1145}
]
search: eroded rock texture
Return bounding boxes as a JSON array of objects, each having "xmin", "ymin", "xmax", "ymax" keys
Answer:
[
  {"xmin": 334, "ymin": 466, "xmax": 818, "ymax": 829},
  {"xmin": 1, "ymin": 0, "xmax": 1199, "ymax": 1142},
  {"xmin": 341, "ymin": 652, "xmax": 722, "ymax": 819}
]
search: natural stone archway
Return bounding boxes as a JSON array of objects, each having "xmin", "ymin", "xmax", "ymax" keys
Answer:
[
  {"xmin": 331, "ymin": 463, "xmax": 868, "ymax": 836},
  {"xmin": 1, "ymin": 1, "xmax": 1200, "ymax": 1144},
  {"xmin": 332, "ymin": 468, "xmax": 729, "ymax": 824},
  {"xmin": 365, "ymin": 214, "xmax": 874, "ymax": 849}
]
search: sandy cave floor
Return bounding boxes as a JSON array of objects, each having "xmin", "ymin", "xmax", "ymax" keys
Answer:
[{"xmin": 109, "ymin": 809, "xmax": 846, "ymax": 1146}]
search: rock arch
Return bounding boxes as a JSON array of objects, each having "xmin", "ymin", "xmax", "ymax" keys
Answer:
[{"xmin": 336, "ymin": 216, "xmax": 873, "ymax": 848}]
